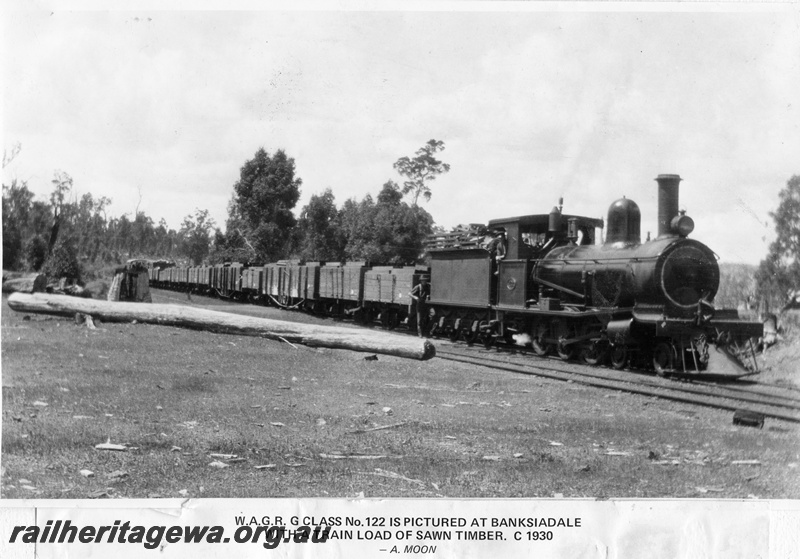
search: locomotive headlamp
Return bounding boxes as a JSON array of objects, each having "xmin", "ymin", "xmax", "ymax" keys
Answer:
[{"xmin": 670, "ymin": 212, "xmax": 694, "ymax": 237}]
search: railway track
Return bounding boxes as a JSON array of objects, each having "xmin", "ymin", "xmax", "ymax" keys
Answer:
[
  {"xmin": 435, "ymin": 344, "xmax": 800, "ymax": 424},
  {"xmin": 152, "ymin": 288, "xmax": 799, "ymax": 424}
]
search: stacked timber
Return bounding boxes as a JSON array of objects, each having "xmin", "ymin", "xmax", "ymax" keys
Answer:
[{"xmin": 425, "ymin": 224, "xmax": 488, "ymax": 251}]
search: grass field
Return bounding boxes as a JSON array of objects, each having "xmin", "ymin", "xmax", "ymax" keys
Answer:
[{"xmin": 2, "ymin": 293, "xmax": 799, "ymax": 500}]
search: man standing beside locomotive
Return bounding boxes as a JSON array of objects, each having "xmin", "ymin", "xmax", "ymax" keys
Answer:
[
  {"xmin": 410, "ymin": 275, "xmax": 431, "ymax": 338},
  {"xmin": 488, "ymin": 228, "xmax": 506, "ymax": 275}
]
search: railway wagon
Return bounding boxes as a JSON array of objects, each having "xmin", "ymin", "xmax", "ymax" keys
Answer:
[
  {"xmin": 342, "ymin": 262, "xmax": 366, "ymax": 304},
  {"xmin": 241, "ymin": 266, "xmax": 263, "ymax": 300},
  {"xmin": 282, "ymin": 260, "xmax": 304, "ymax": 304},
  {"xmin": 211, "ymin": 262, "xmax": 243, "ymax": 298},
  {"xmin": 197, "ymin": 266, "xmax": 212, "ymax": 294},
  {"xmin": 187, "ymin": 266, "xmax": 211, "ymax": 293},
  {"xmin": 303, "ymin": 262, "xmax": 323, "ymax": 312},
  {"xmin": 317, "ymin": 262, "xmax": 367, "ymax": 315},
  {"xmin": 363, "ymin": 265, "xmax": 429, "ymax": 328},
  {"xmin": 263, "ymin": 263, "xmax": 283, "ymax": 302},
  {"xmin": 167, "ymin": 266, "xmax": 189, "ymax": 289}
]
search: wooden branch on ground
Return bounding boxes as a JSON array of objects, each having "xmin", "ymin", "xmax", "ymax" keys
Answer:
[
  {"xmin": 7, "ymin": 292, "xmax": 435, "ymax": 361},
  {"xmin": 2, "ymin": 273, "xmax": 46, "ymax": 294},
  {"xmin": 347, "ymin": 422, "xmax": 408, "ymax": 434}
]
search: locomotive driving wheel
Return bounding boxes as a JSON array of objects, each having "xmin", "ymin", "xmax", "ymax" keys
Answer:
[
  {"xmin": 531, "ymin": 337, "xmax": 551, "ymax": 356},
  {"xmin": 556, "ymin": 341, "xmax": 575, "ymax": 361},
  {"xmin": 581, "ymin": 341, "xmax": 607, "ymax": 366},
  {"xmin": 610, "ymin": 345, "xmax": 628, "ymax": 370},
  {"xmin": 531, "ymin": 323, "xmax": 551, "ymax": 356},
  {"xmin": 652, "ymin": 342, "xmax": 676, "ymax": 377}
]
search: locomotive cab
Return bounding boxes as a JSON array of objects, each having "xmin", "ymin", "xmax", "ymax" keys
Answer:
[{"xmin": 488, "ymin": 212, "xmax": 604, "ymax": 310}]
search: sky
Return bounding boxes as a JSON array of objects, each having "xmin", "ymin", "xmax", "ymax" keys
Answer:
[{"xmin": 2, "ymin": 2, "xmax": 799, "ymax": 265}]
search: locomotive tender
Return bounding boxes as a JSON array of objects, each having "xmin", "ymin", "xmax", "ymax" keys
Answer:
[{"xmin": 149, "ymin": 173, "xmax": 761, "ymax": 375}]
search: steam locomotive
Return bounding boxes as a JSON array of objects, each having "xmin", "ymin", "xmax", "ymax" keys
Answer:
[
  {"xmin": 426, "ymin": 174, "xmax": 761, "ymax": 374},
  {"xmin": 149, "ymin": 174, "xmax": 762, "ymax": 375}
]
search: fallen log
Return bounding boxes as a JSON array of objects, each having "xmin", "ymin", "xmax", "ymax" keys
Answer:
[
  {"xmin": 2, "ymin": 273, "xmax": 46, "ymax": 294},
  {"xmin": 7, "ymin": 292, "xmax": 435, "ymax": 361}
]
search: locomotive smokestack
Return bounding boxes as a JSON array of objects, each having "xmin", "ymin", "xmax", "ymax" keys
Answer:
[{"xmin": 656, "ymin": 174, "xmax": 682, "ymax": 238}]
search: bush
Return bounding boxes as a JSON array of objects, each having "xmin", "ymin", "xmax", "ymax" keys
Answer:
[
  {"xmin": 41, "ymin": 241, "xmax": 82, "ymax": 284},
  {"xmin": 25, "ymin": 235, "xmax": 49, "ymax": 271}
]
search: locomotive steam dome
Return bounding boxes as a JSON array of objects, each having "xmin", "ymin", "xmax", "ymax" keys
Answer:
[{"xmin": 605, "ymin": 197, "xmax": 641, "ymax": 246}]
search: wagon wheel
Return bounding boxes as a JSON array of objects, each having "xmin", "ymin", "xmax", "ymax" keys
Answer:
[
  {"xmin": 556, "ymin": 341, "xmax": 575, "ymax": 361},
  {"xmin": 387, "ymin": 310, "xmax": 401, "ymax": 330},
  {"xmin": 448, "ymin": 328, "xmax": 460, "ymax": 342},
  {"xmin": 364, "ymin": 309, "xmax": 378, "ymax": 325},
  {"xmin": 610, "ymin": 345, "xmax": 628, "ymax": 370},
  {"xmin": 355, "ymin": 308, "xmax": 370, "ymax": 325},
  {"xmin": 581, "ymin": 341, "xmax": 607, "ymax": 366},
  {"xmin": 482, "ymin": 334, "xmax": 495, "ymax": 349},
  {"xmin": 464, "ymin": 329, "xmax": 479, "ymax": 346},
  {"xmin": 653, "ymin": 342, "xmax": 676, "ymax": 376}
]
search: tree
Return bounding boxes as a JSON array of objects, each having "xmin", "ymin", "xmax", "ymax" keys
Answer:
[
  {"xmin": 756, "ymin": 175, "xmax": 800, "ymax": 309},
  {"xmin": 2, "ymin": 179, "xmax": 35, "ymax": 269},
  {"xmin": 41, "ymin": 240, "xmax": 82, "ymax": 283},
  {"xmin": 48, "ymin": 171, "xmax": 73, "ymax": 255},
  {"xmin": 153, "ymin": 219, "xmax": 179, "ymax": 260},
  {"xmin": 393, "ymin": 139, "xmax": 451, "ymax": 206},
  {"xmin": 70, "ymin": 192, "xmax": 112, "ymax": 264},
  {"xmin": 128, "ymin": 212, "xmax": 156, "ymax": 257},
  {"xmin": 208, "ymin": 228, "xmax": 256, "ymax": 264},
  {"xmin": 25, "ymin": 235, "xmax": 49, "ymax": 271},
  {"xmin": 228, "ymin": 148, "xmax": 302, "ymax": 262},
  {"xmin": 297, "ymin": 188, "xmax": 345, "ymax": 262},
  {"xmin": 344, "ymin": 181, "xmax": 433, "ymax": 264},
  {"xmin": 179, "ymin": 209, "xmax": 217, "ymax": 265}
]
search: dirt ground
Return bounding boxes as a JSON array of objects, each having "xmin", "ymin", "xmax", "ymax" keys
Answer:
[{"xmin": 2, "ymin": 292, "xmax": 799, "ymax": 499}]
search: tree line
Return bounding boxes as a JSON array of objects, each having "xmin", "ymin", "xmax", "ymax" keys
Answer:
[
  {"xmin": 754, "ymin": 175, "xmax": 800, "ymax": 312},
  {"xmin": 4, "ymin": 138, "xmax": 798, "ymax": 313},
  {"xmin": 2, "ymin": 140, "xmax": 449, "ymax": 282}
]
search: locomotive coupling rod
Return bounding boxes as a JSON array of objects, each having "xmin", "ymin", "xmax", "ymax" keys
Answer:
[{"xmin": 558, "ymin": 331, "xmax": 598, "ymax": 346}]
